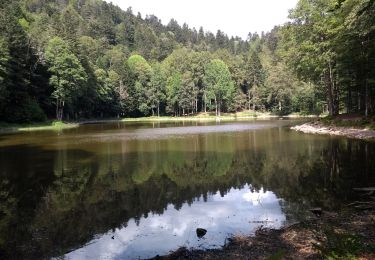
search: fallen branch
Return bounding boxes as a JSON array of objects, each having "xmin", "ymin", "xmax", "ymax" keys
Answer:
[
  {"xmin": 353, "ymin": 187, "xmax": 375, "ymax": 192},
  {"xmin": 346, "ymin": 201, "xmax": 375, "ymax": 207}
]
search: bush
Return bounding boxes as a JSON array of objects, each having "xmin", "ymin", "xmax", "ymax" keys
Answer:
[{"xmin": 3, "ymin": 98, "xmax": 46, "ymax": 123}]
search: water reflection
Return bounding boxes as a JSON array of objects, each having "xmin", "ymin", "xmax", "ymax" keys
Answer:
[
  {"xmin": 0, "ymin": 120, "xmax": 374, "ymax": 259},
  {"xmin": 66, "ymin": 186, "xmax": 284, "ymax": 260}
]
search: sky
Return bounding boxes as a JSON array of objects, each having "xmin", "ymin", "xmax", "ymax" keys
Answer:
[{"xmin": 105, "ymin": 0, "xmax": 299, "ymax": 40}]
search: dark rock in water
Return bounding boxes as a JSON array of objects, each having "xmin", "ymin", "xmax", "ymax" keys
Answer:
[
  {"xmin": 310, "ymin": 208, "xmax": 323, "ymax": 217},
  {"xmin": 196, "ymin": 228, "xmax": 207, "ymax": 238}
]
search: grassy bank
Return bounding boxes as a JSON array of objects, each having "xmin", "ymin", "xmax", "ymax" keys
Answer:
[
  {"xmin": 121, "ymin": 112, "xmax": 257, "ymax": 122},
  {"xmin": 0, "ymin": 111, "xmax": 316, "ymax": 133},
  {"xmin": 319, "ymin": 114, "xmax": 375, "ymax": 130},
  {"xmin": 0, "ymin": 120, "xmax": 78, "ymax": 133}
]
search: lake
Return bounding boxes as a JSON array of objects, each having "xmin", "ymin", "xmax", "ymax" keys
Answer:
[{"xmin": 0, "ymin": 119, "xmax": 374, "ymax": 259}]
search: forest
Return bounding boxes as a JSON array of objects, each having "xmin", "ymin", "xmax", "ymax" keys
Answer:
[{"xmin": 0, "ymin": 0, "xmax": 374, "ymax": 123}]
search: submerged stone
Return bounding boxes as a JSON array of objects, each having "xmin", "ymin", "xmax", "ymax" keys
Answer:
[
  {"xmin": 196, "ymin": 228, "xmax": 207, "ymax": 238},
  {"xmin": 309, "ymin": 208, "xmax": 323, "ymax": 217}
]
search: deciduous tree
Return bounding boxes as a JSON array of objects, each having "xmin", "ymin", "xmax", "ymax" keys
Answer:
[{"xmin": 45, "ymin": 37, "xmax": 87, "ymax": 120}]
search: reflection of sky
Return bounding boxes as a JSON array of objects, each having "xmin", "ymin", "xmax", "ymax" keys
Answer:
[{"xmin": 64, "ymin": 185, "xmax": 285, "ymax": 260}]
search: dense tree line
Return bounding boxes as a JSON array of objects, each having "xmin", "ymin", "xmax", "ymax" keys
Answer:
[
  {"xmin": 0, "ymin": 0, "xmax": 373, "ymax": 122},
  {"xmin": 282, "ymin": 0, "xmax": 375, "ymax": 116}
]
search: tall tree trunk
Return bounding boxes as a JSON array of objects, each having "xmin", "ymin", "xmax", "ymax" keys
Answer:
[
  {"xmin": 196, "ymin": 98, "xmax": 198, "ymax": 113},
  {"xmin": 328, "ymin": 61, "xmax": 339, "ymax": 116},
  {"xmin": 365, "ymin": 79, "xmax": 369, "ymax": 117},
  {"xmin": 56, "ymin": 97, "xmax": 59, "ymax": 120},
  {"xmin": 218, "ymin": 100, "xmax": 221, "ymax": 116},
  {"xmin": 358, "ymin": 91, "xmax": 361, "ymax": 111},
  {"xmin": 61, "ymin": 101, "xmax": 65, "ymax": 120},
  {"xmin": 214, "ymin": 96, "xmax": 218, "ymax": 116},
  {"xmin": 248, "ymin": 91, "xmax": 251, "ymax": 110},
  {"xmin": 347, "ymin": 84, "xmax": 352, "ymax": 113},
  {"xmin": 325, "ymin": 69, "xmax": 335, "ymax": 116},
  {"xmin": 204, "ymin": 93, "xmax": 207, "ymax": 113}
]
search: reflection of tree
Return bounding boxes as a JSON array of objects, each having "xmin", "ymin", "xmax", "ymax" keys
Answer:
[
  {"xmin": 260, "ymin": 139, "xmax": 375, "ymax": 211},
  {"xmin": 0, "ymin": 145, "xmax": 57, "ymax": 259},
  {"xmin": 0, "ymin": 135, "xmax": 374, "ymax": 259}
]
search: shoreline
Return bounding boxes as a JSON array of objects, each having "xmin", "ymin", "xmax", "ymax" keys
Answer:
[
  {"xmin": 0, "ymin": 121, "xmax": 78, "ymax": 134},
  {"xmin": 291, "ymin": 122, "xmax": 375, "ymax": 140},
  {"xmin": 156, "ymin": 207, "xmax": 375, "ymax": 259},
  {"xmin": 0, "ymin": 114, "xmax": 316, "ymax": 134},
  {"xmin": 121, "ymin": 115, "xmax": 283, "ymax": 122}
]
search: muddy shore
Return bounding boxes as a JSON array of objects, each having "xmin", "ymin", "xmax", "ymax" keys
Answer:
[{"xmin": 291, "ymin": 122, "xmax": 375, "ymax": 140}]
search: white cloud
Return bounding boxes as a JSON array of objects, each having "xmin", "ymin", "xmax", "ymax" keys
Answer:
[{"xmin": 105, "ymin": 0, "xmax": 299, "ymax": 39}]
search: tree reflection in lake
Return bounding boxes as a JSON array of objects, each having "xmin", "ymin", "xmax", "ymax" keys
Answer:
[{"xmin": 0, "ymin": 121, "xmax": 374, "ymax": 259}]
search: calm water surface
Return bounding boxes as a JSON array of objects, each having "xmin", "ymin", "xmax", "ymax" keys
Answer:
[{"xmin": 0, "ymin": 119, "xmax": 374, "ymax": 259}]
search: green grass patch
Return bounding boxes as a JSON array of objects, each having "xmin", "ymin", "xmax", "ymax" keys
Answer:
[
  {"xmin": 120, "ymin": 111, "xmax": 284, "ymax": 122},
  {"xmin": 319, "ymin": 115, "xmax": 375, "ymax": 130},
  {"xmin": 0, "ymin": 120, "xmax": 78, "ymax": 133},
  {"xmin": 120, "ymin": 111, "xmax": 318, "ymax": 123},
  {"xmin": 121, "ymin": 115, "xmax": 251, "ymax": 122}
]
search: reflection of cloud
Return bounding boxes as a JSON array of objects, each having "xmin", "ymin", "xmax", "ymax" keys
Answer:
[
  {"xmin": 173, "ymin": 222, "xmax": 187, "ymax": 236},
  {"xmin": 242, "ymin": 188, "xmax": 276, "ymax": 206},
  {"xmin": 65, "ymin": 185, "xmax": 286, "ymax": 260}
]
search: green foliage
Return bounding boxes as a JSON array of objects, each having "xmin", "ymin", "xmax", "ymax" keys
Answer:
[
  {"xmin": 0, "ymin": 36, "xmax": 10, "ymax": 110},
  {"xmin": 178, "ymin": 71, "xmax": 196, "ymax": 113},
  {"xmin": 45, "ymin": 36, "xmax": 87, "ymax": 119},
  {"xmin": 166, "ymin": 73, "xmax": 182, "ymax": 114},
  {"xmin": 265, "ymin": 62, "xmax": 297, "ymax": 115},
  {"xmin": 3, "ymin": 97, "xmax": 46, "ymax": 123},
  {"xmin": 281, "ymin": 0, "xmax": 375, "ymax": 116},
  {"xmin": 204, "ymin": 59, "xmax": 235, "ymax": 115},
  {"xmin": 127, "ymin": 54, "xmax": 151, "ymax": 83},
  {"xmin": 0, "ymin": 0, "xmax": 46, "ymax": 123},
  {"xmin": 127, "ymin": 54, "xmax": 153, "ymax": 114},
  {"xmin": 245, "ymin": 50, "xmax": 266, "ymax": 111},
  {"xmin": 293, "ymin": 82, "xmax": 323, "ymax": 115},
  {"xmin": 18, "ymin": 18, "xmax": 30, "ymax": 31},
  {"xmin": 149, "ymin": 63, "xmax": 166, "ymax": 116},
  {"xmin": 58, "ymin": 5, "xmax": 83, "ymax": 43},
  {"xmin": 0, "ymin": 0, "xmax": 373, "ymax": 123},
  {"xmin": 94, "ymin": 69, "xmax": 113, "ymax": 102}
]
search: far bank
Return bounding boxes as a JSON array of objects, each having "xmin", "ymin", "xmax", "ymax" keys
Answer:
[{"xmin": 0, "ymin": 112, "xmax": 317, "ymax": 134}]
